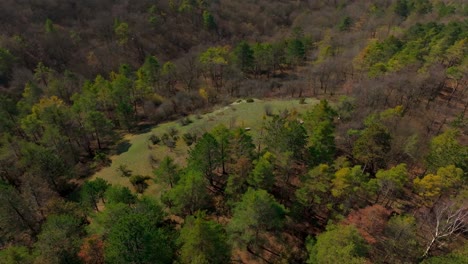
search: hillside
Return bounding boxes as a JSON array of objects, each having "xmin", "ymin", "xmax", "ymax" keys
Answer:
[{"xmin": 0, "ymin": 1, "xmax": 467, "ymax": 263}]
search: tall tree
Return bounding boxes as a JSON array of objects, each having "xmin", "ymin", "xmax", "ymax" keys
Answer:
[
  {"xmin": 307, "ymin": 224, "xmax": 368, "ymax": 264},
  {"xmin": 0, "ymin": 246, "xmax": 33, "ymax": 264},
  {"xmin": 188, "ymin": 133, "xmax": 220, "ymax": 186},
  {"xmin": 0, "ymin": 182, "xmax": 39, "ymax": 241},
  {"xmin": 80, "ymin": 178, "xmax": 110, "ymax": 212},
  {"xmin": 303, "ymin": 100, "xmax": 337, "ymax": 166},
  {"xmin": 353, "ymin": 122, "xmax": 392, "ymax": 172},
  {"xmin": 378, "ymin": 215, "xmax": 421, "ymax": 263},
  {"xmin": 211, "ymin": 124, "xmax": 232, "ymax": 175},
  {"xmin": 105, "ymin": 211, "xmax": 173, "ymax": 264},
  {"xmin": 34, "ymin": 214, "xmax": 83, "ymax": 264},
  {"xmin": 177, "ymin": 212, "xmax": 231, "ymax": 264},
  {"xmin": 228, "ymin": 188, "xmax": 286, "ymax": 258},
  {"xmin": 367, "ymin": 163, "xmax": 409, "ymax": 205},
  {"xmin": 199, "ymin": 46, "xmax": 230, "ymax": 91},
  {"xmin": 164, "ymin": 168, "xmax": 210, "ymax": 216},
  {"xmin": 263, "ymin": 113, "xmax": 307, "ymax": 161},
  {"xmin": 426, "ymin": 129, "xmax": 467, "ymax": 175},
  {"xmin": 331, "ymin": 165, "xmax": 369, "ymax": 211},
  {"xmin": 413, "ymin": 165, "xmax": 463, "ymax": 204},
  {"xmin": 0, "ymin": 48, "xmax": 15, "ymax": 85},
  {"xmin": 248, "ymin": 152, "xmax": 275, "ymax": 191},
  {"xmin": 296, "ymin": 164, "xmax": 334, "ymax": 214},
  {"xmin": 104, "ymin": 185, "xmax": 136, "ymax": 205},
  {"xmin": 233, "ymin": 41, "xmax": 254, "ymax": 73},
  {"xmin": 153, "ymin": 156, "xmax": 180, "ymax": 188}
]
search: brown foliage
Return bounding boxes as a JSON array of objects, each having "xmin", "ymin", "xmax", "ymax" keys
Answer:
[
  {"xmin": 344, "ymin": 204, "xmax": 391, "ymax": 244},
  {"xmin": 78, "ymin": 235, "xmax": 105, "ymax": 264}
]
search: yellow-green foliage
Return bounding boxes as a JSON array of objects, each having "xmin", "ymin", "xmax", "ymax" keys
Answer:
[{"xmin": 414, "ymin": 165, "xmax": 463, "ymax": 201}]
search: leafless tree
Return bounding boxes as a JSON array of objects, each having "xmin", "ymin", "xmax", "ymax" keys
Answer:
[{"xmin": 419, "ymin": 198, "xmax": 468, "ymax": 258}]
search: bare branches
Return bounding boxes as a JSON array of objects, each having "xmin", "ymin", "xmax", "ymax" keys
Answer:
[{"xmin": 420, "ymin": 198, "xmax": 468, "ymax": 258}]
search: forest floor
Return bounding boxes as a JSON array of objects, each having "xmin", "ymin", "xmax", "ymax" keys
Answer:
[{"xmin": 91, "ymin": 97, "xmax": 319, "ymax": 196}]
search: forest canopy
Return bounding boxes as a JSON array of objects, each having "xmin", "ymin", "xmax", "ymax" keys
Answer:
[{"xmin": 0, "ymin": 0, "xmax": 467, "ymax": 263}]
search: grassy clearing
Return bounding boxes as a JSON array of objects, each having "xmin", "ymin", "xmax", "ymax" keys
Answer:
[{"xmin": 92, "ymin": 97, "xmax": 319, "ymax": 195}]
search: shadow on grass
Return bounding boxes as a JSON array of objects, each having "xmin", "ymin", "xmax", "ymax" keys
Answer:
[
  {"xmin": 116, "ymin": 140, "xmax": 132, "ymax": 154},
  {"xmin": 134, "ymin": 123, "xmax": 155, "ymax": 134}
]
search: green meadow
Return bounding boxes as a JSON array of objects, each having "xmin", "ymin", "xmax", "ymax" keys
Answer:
[{"xmin": 92, "ymin": 98, "xmax": 319, "ymax": 195}]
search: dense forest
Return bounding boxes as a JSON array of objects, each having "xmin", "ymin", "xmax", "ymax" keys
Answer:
[{"xmin": 0, "ymin": 0, "xmax": 467, "ymax": 263}]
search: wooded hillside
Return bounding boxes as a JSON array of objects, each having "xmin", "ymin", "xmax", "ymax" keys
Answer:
[{"xmin": 0, "ymin": 1, "xmax": 467, "ymax": 263}]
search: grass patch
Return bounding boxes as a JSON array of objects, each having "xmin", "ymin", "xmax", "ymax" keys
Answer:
[{"xmin": 91, "ymin": 98, "xmax": 319, "ymax": 196}]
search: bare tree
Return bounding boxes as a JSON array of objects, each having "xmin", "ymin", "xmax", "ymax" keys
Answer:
[{"xmin": 420, "ymin": 198, "xmax": 468, "ymax": 258}]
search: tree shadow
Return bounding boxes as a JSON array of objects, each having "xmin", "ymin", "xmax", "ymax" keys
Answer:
[
  {"xmin": 133, "ymin": 123, "xmax": 155, "ymax": 135},
  {"xmin": 116, "ymin": 140, "xmax": 132, "ymax": 154}
]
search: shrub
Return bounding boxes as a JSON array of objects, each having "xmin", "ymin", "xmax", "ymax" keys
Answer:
[
  {"xmin": 264, "ymin": 104, "xmax": 273, "ymax": 116},
  {"xmin": 129, "ymin": 175, "xmax": 151, "ymax": 193},
  {"xmin": 246, "ymin": 98, "xmax": 255, "ymax": 103},
  {"xmin": 182, "ymin": 132, "xmax": 198, "ymax": 146},
  {"xmin": 149, "ymin": 134, "xmax": 161, "ymax": 145},
  {"xmin": 179, "ymin": 117, "xmax": 193, "ymax": 126},
  {"xmin": 116, "ymin": 164, "xmax": 132, "ymax": 177}
]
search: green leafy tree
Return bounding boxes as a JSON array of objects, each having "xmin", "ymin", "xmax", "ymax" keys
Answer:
[
  {"xmin": 378, "ymin": 215, "xmax": 421, "ymax": 263},
  {"xmin": 104, "ymin": 185, "xmax": 136, "ymax": 205},
  {"xmin": 84, "ymin": 111, "xmax": 114, "ymax": 150},
  {"xmin": 178, "ymin": 211, "xmax": 231, "ymax": 264},
  {"xmin": 225, "ymin": 157, "xmax": 252, "ymax": 205},
  {"xmin": 81, "ymin": 178, "xmax": 110, "ymax": 211},
  {"xmin": 353, "ymin": 122, "xmax": 391, "ymax": 172},
  {"xmin": 286, "ymin": 27, "xmax": 306, "ymax": 66},
  {"xmin": 332, "ymin": 165, "xmax": 369, "ymax": 211},
  {"xmin": 413, "ymin": 165, "xmax": 464, "ymax": 204},
  {"xmin": 110, "ymin": 70, "xmax": 135, "ymax": 130},
  {"xmin": 104, "ymin": 201, "xmax": 173, "ymax": 264},
  {"xmin": 394, "ymin": 0, "xmax": 411, "ymax": 17},
  {"xmin": 211, "ymin": 124, "xmax": 232, "ymax": 174},
  {"xmin": 252, "ymin": 42, "xmax": 274, "ymax": 76},
  {"xmin": 338, "ymin": 16, "xmax": 353, "ymax": 31},
  {"xmin": 44, "ymin": 18, "xmax": 55, "ymax": 33},
  {"xmin": 234, "ymin": 41, "xmax": 254, "ymax": 73},
  {"xmin": 0, "ymin": 246, "xmax": 33, "ymax": 264},
  {"xmin": 367, "ymin": 163, "xmax": 409, "ymax": 206},
  {"xmin": 422, "ymin": 243, "xmax": 468, "ymax": 264},
  {"xmin": 307, "ymin": 224, "xmax": 368, "ymax": 264},
  {"xmin": 136, "ymin": 55, "xmax": 160, "ymax": 94},
  {"xmin": 303, "ymin": 100, "xmax": 337, "ymax": 166},
  {"xmin": 426, "ymin": 129, "xmax": 467, "ymax": 174},
  {"xmin": 0, "ymin": 48, "xmax": 15, "ymax": 85},
  {"xmin": 154, "ymin": 156, "xmax": 180, "ymax": 188},
  {"xmin": 35, "ymin": 214, "xmax": 83, "ymax": 264},
  {"xmin": 412, "ymin": 0, "xmax": 432, "ymax": 14},
  {"xmin": 0, "ymin": 182, "xmax": 39, "ymax": 241},
  {"xmin": 199, "ymin": 46, "xmax": 230, "ymax": 90},
  {"xmin": 164, "ymin": 168, "xmax": 210, "ymax": 216},
  {"xmin": 114, "ymin": 21, "xmax": 129, "ymax": 45},
  {"xmin": 188, "ymin": 133, "xmax": 220, "ymax": 186},
  {"xmin": 161, "ymin": 61, "xmax": 177, "ymax": 95},
  {"xmin": 229, "ymin": 127, "xmax": 255, "ymax": 163},
  {"xmin": 296, "ymin": 164, "xmax": 334, "ymax": 212},
  {"xmin": 248, "ymin": 152, "xmax": 275, "ymax": 191},
  {"xmin": 228, "ymin": 188, "xmax": 286, "ymax": 254},
  {"xmin": 19, "ymin": 142, "xmax": 70, "ymax": 193},
  {"xmin": 287, "ymin": 38, "xmax": 306, "ymax": 66},
  {"xmin": 263, "ymin": 113, "xmax": 307, "ymax": 161},
  {"xmin": 202, "ymin": 10, "xmax": 217, "ymax": 31}
]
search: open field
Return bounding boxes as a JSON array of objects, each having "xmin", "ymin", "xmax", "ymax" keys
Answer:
[{"xmin": 92, "ymin": 97, "xmax": 319, "ymax": 195}]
